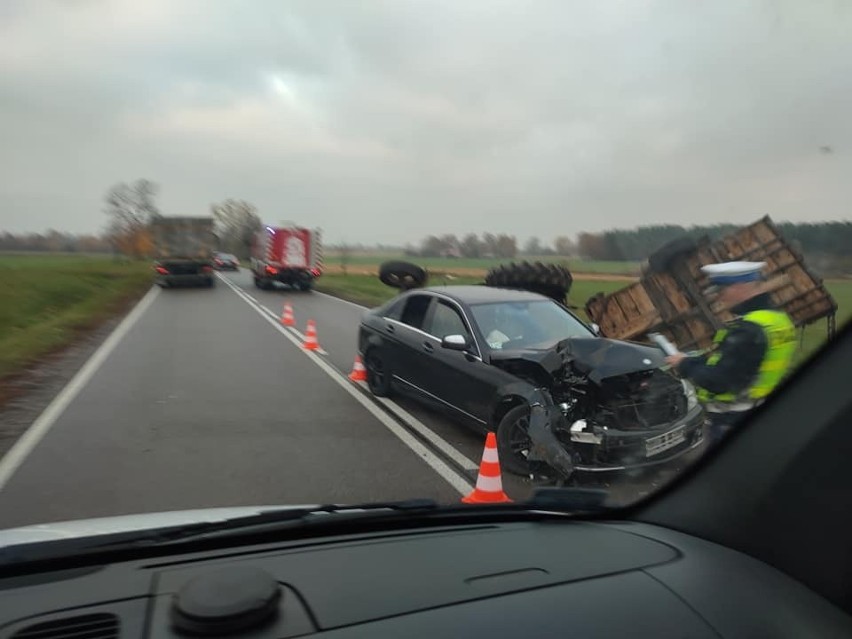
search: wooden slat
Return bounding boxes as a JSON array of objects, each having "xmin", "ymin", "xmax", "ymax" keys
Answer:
[{"xmin": 584, "ymin": 215, "xmax": 837, "ymax": 345}]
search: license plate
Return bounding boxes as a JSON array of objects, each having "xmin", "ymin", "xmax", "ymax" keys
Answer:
[{"xmin": 645, "ymin": 426, "xmax": 686, "ymax": 457}]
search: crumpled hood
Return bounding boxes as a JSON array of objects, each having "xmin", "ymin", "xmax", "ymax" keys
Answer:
[
  {"xmin": 491, "ymin": 337, "xmax": 664, "ymax": 384},
  {"xmin": 563, "ymin": 337, "xmax": 664, "ymax": 383},
  {"xmin": 0, "ymin": 505, "xmax": 312, "ymax": 547}
]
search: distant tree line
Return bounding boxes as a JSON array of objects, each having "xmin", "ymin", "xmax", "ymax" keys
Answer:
[
  {"xmin": 407, "ymin": 234, "xmax": 517, "ymax": 259},
  {"xmin": 0, "ymin": 231, "xmax": 111, "ymax": 253},
  {"xmin": 575, "ymin": 222, "xmax": 852, "ymax": 261},
  {"xmin": 11, "ymin": 181, "xmax": 849, "ymax": 274},
  {"xmin": 406, "ymin": 234, "xmax": 578, "ymax": 259}
]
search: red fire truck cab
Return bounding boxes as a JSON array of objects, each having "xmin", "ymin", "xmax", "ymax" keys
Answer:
[{"xmin": 250, "ymin": 225, "xmax": 322, "ymax": 291}]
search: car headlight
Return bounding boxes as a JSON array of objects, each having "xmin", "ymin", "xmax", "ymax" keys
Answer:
[{"xmin": 681, "ymin": 380, "xmax": 699, "ymax": 411}]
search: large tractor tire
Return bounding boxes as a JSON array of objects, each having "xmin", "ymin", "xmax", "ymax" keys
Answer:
[
  {"xmin": 485, "ymin": 261, "xmax": 573, "ymax": 304},
  {"xmin": 379, "ymin": 261, "xmax": 428, "ymax": 290}
]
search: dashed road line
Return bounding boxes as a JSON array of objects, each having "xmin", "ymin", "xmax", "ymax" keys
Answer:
[
  {"xmin": 254, "ymin": 303, "xmax": 327, "ymax": 355},
  {"xmin": 221, "ymin": 273, "xmax": 478, "ymax": 472},
  {"xmin": 217, "ymin": 274, "xmax": 474, "ymax": 495}
]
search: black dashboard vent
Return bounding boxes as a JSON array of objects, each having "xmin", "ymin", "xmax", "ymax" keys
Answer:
[{"xmin": 12, "ymin": 613, "xmax": 119, "ymax": 639}]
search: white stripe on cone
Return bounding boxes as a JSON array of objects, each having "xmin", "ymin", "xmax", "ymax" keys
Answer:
[
  {"xmin": 474, "ymin": 474, "xmax": 504, "ymax": 492},
  {"xmin": 482, "ymin": 446, "xmax": 499, "ymax": 463}
]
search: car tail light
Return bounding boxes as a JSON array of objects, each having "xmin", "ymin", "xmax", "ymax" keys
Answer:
[
  {"xmin": 310, "ymin": 268, "xmax": 321, "ymax": 277},
  {"xmin": 201, "ymin": 265, "xmax": 213, "ymax": 273},
  {"xmin": 265, "ymin": 265, "xmax": 278, "ymax": 275},
  {"xmin": 155, "ymin": 265, "xmax": 169, "ymax": 275},
  {"xmin": 215, "ymin": 259, "xmax": 223, "ymax": 264}
]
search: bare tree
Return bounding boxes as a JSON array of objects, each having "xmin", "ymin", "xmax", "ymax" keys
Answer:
[
  {"xmin": 419, "ymin": 235, "xmax": 445, "ymax": 257},
  {"xmin": 482, "ymin": 233, "xmax": 498, "ymax": 257},
  {"xmin": 338, "ymin": 243, "xmax": 352, "ymax": 276},
  {"xmin": 104, "ymin": 179, "xmax": 161, "ymax": 258},
  {"xmin": 554, "ymin": 235, "xmax": 576, "ymax": 257},
  {"xmin": 523, "ymin": 236, "xmax": 543, "ymax": 255},
  {"xmin": 211, "ymin": 199, "xmax": 261, "ymax": 259},
  {"xmin": 460, "ymin": 233, "xmax": 482, "ymax": 258},
  {"xmin": 494, "ymin": 234, "xmax": 517, "ymax": 258}
]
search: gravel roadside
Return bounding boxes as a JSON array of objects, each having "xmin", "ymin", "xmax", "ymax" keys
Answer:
[{"xmin": 0, "ymin": 315, "xmax": 125, "ymax": 460}]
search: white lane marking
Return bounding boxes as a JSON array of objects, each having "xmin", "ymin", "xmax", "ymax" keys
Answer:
[
  {"xmin": 225, "ymin": 273, "xmax": 328, "ymax": 354},
  {"xmin": 312, "ymin": 289, "xmax": 367, "ymax": 310},
  {"xmin": 225, "ymin": 275, "xmax": 476, "ymax": 471},
  {"xmin": 373, "ymin": 398, "xmax": 478, "ymax": 471},
  {"xmin": 0, "ymin": 286, "xmax": 161, "ymax": 491},
  {"xmin": 218, "ymin": 275, "xmax": 472, "ymax": 495},
  {"xmin": 257, "ymin": 282, "xmax": 478, "ymax": 471}
]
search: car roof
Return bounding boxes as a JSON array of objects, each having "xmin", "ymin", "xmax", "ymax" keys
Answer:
[{"xmin": 414, "ymin": 285, "xmax": 548, "ymax": 304}]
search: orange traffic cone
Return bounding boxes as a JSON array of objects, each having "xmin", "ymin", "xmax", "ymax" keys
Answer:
[
  {"xmin": 281, "ymin": 302, "xmax": 295, "ymax": 326},
  {"xmin": 462, "ymin": 432, "xmax": 512, "ymax": 504},
  {"xmin": 302, "ymin": 319, "xmax": 321, "ymax": 351},
  {"xmin": 348, "ymin": 355, "xmax": 368, "ymax": 382}
]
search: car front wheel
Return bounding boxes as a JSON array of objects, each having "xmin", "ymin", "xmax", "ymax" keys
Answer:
[
  {"xmin": 496, "ymin": 404, "xmax": 533, "ymax": 476},
  {"xmin": 364, "ymin": 349, "xmax": 392, "ymax": 397}
]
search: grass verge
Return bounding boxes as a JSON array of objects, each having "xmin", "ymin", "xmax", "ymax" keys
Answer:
[
  {"xmin": 324, "ymin": 253, "xmax": 640, "ymax": 275},
  {"xmin": 315, "ymin": 272, "xmax": 482, "ymax": 307},
  {"xmin": 0, "ymin": 254, "xmax": 153, "ymax": 380}
]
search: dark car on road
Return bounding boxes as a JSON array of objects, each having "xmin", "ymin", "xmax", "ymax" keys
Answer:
[
  {"xmin": 358, "ymin": 285, "xmax": 705, "ymax": 480},
  {"xmin": 213, "ymin": 252, "xmax": 240, "ymax": 271}
]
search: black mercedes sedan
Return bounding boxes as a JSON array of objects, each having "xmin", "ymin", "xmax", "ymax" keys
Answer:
[{"xmin": 357, "ymin": 285, "xmax": 705, "ymax": 479}]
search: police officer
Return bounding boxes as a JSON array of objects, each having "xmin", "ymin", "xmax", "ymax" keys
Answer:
[{"xmin": 665, "ymin": 261, "xmax": 797, "ymax": 446}]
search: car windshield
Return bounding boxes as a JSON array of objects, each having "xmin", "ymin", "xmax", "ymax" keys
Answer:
[
  {"xmin": 471, "ymin": 301, "xmax": 592, "ymax": 350},
  {"xmin": 0, "ymin": 1, "xmax": 848, "ymax": 552}
]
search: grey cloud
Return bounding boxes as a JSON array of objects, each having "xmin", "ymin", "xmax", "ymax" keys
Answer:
[{"xmin": 0, "ymin": 0, "xmax": 850, "ymax": 244}]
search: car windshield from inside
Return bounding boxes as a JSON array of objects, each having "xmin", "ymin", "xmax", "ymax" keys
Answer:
[
  {"xmin": 0, "ymin": 1, "xmax": 849, "ymax": 572},
  {"xmin": 471, "ymin": 300, "xmax": 592, "ymax": 350}
]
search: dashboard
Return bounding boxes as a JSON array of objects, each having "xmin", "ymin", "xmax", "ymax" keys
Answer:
[{"xmin": 2, "ymin": 519, "xmax": 851, "ymax": 638}]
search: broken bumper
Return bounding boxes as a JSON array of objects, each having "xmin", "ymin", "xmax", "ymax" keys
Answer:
[
  {"xmin": 573, "ymin": 405, "xmax": 706, "ymax": 473},
  {"xmin": 526, "ymin": 389, "xmax": 706, "ymax": 479}
]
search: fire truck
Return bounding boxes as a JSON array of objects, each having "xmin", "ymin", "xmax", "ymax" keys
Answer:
[{"xmin": 250, "ymin": 225, "xmax": 322, "ymax": 291}]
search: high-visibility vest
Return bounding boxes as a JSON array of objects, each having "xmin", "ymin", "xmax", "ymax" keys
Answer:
[{"xmin": 696, "ymin": 309, "xmax": 796, "ymax": 406}]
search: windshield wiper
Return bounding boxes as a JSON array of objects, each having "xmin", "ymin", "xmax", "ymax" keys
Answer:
[
  {"xmin": 0, "ymin": 497, "xmax": 596, "ymax": 569},
  {"xmin": 147, "ymin": 498, "xmax": 443, "ymax": 543},
  {"xmin": 0, "ymin": 499, "xmax": 441, "ymax": 566}
]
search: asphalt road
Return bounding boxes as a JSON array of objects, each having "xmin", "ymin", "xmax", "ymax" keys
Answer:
[{"xmin": 0, "ymin": 269, "xmax": 702, "ymax": 529}]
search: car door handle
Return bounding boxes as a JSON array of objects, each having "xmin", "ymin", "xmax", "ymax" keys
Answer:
[
  {"xmin": 385, "ymin": 324, "xmax": 395, "ymax": 333},
  {"xmin": 422, "ymin": 341, "xmax": 434, "ymax": 353}
]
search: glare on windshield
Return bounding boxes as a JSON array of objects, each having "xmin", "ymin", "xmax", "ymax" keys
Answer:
[{"xmin": 471, "ymin": 301, "xmax": 592, "ymax": 350}]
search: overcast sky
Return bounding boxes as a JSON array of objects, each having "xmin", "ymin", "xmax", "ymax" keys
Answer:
[{"xmin": 1, "ymin": 1, "xmax": 849, "ymax": 244}]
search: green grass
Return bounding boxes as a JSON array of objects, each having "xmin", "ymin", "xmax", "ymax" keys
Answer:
[
  {"xmin": 0, "ymin": 254, "xmax": 153, "ymax": 379},
  {"xmin": 318, "ymin": 272, "xmax": 637, "ymax": 314},
  {"xmin": 796, "ymin": 279, "xmax": 852, "ymax": 364},
  {"xmin": 326, "ymin": 252, "xmax": 639, "ymax": 275}
]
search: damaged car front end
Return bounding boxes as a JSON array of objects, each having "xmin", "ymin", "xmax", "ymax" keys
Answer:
[{"xmin": 492, "ymin": 337, "xmax": 706, "ymax": 482}]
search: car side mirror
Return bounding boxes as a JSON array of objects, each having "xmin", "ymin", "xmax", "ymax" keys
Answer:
[
  {"xmin": 590, "ymin": 323, "xmax": 601, "ymax": 336},
  {"xmin": 441, "ymin": 334, "xmax": 470, "ymax": 351}
]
